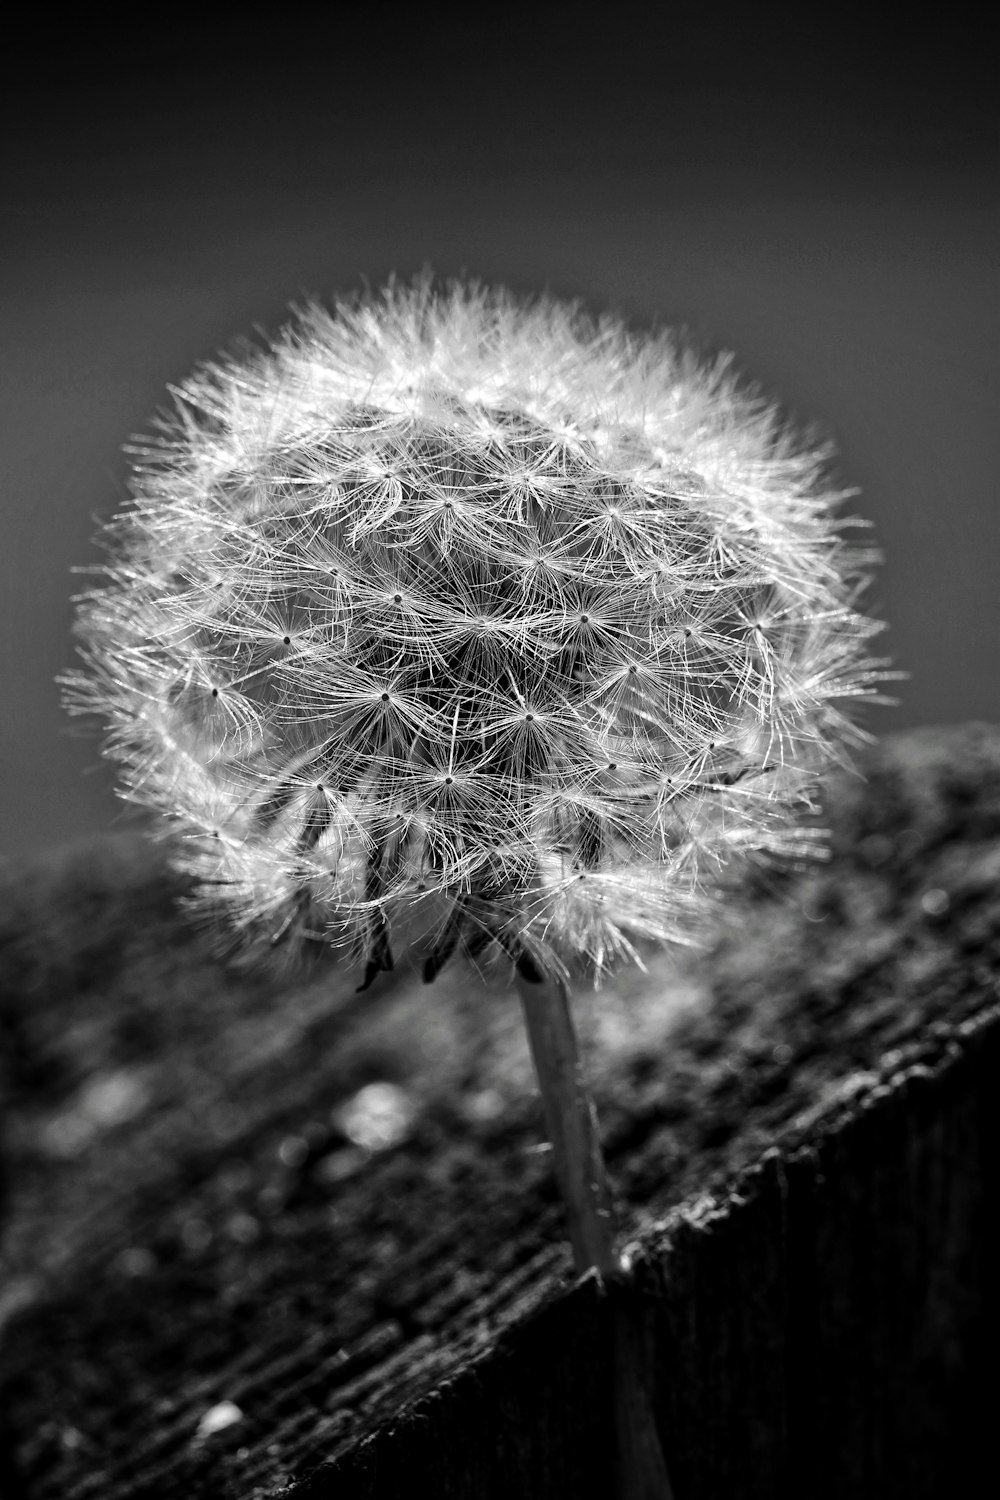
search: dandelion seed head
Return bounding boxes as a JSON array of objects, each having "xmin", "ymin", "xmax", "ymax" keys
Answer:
[{"xmin": 62, "ymin": 276, "xmax": 889, "ymax": 981}]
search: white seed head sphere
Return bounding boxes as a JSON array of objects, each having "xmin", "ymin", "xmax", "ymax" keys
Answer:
[{"xmin": 64, "ymin": 278, "xmax": 886, "ymax": 986}]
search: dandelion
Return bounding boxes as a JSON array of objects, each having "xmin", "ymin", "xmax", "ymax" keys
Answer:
[{"xmin": 63, "ymin": 277, "xmax": 888, "ymax": 1493}]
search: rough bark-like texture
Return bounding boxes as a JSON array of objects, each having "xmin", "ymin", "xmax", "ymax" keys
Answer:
[{"xmin": 1, "ymin": 723, "xmax": 997, "ymax": 1499}]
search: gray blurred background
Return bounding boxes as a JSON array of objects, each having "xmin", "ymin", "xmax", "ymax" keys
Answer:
[{"xmin": 2, "ymin": 8, "xmax": 995, "ymax": 862}]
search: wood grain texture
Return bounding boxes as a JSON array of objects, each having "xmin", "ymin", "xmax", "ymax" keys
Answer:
[{"xmin": 1, "ymin": 723, "xmax": 997, "ymax": 1498}]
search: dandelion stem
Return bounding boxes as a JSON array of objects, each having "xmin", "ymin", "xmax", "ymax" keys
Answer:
[
  {"xmin": 612, "ymin": 1292, "xmax": 677, "ymax": 1499},
  {"xmin": 515, "ymin": 962, "xmax": 619, "ymax": 1279},
  {"xmin": 516, "ymin": 961, "xmax": 675, "ymax": 1497}
]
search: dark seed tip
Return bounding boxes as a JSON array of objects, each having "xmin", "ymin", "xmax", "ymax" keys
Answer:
[{"xmin": 515, "ymin": 947, "xmax": 544, "ymax": 984}]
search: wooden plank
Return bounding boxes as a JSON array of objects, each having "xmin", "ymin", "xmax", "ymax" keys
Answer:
[{"xmin": 1, "ymin": 724, "xmax": 997, "ymax": 1497}]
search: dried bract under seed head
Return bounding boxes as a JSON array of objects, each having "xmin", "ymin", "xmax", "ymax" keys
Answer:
[{"xmin": 62, "ymin": 277, "xmax": 888, "ymax": 982}]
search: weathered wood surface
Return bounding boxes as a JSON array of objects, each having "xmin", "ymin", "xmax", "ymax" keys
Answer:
[{"xmin": 1, "ymin": 723, "xmax": 997, "ymax": 1498}]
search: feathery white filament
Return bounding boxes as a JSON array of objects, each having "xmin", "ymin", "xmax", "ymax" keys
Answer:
[{"xmin": 62, "ymin": 277, "xmax": 887, "ymax": 984}]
